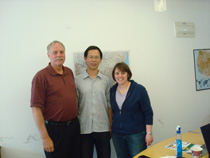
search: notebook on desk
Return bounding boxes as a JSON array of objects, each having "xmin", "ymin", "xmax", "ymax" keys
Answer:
[{"xmin": 200, "ymin": 123, "xmax": 210, "ymax": 157}]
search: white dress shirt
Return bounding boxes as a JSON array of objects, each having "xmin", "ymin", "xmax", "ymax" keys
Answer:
[{"xmin": 75, "ymin": 71, "xmax": 111, "ymax": 134}]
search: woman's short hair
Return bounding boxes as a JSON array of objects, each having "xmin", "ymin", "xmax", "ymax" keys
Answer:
[{"xmin": 112, "ymin": 62, "xmax": 132, "ymax": 81}]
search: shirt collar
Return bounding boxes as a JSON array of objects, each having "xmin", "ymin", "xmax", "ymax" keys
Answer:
[
  {"xmin": 47, "ymin": 63, "xmax": 66, "ymax": 76},
  {"xmin": 82, "ymin": 70, "xmax": 102, "ymax": 79}
]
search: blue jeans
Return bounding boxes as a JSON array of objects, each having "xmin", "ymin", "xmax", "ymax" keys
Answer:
[
  {"xmin": 80, "ymin": 132, "xmax": 111, "ymax": 158},
  {"xmin": 112, "ymin": 131, "xmax": 146, "ymax": 158}
]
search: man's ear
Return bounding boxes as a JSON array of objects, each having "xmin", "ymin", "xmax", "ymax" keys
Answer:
[{"xmin": 84, "ymin": 56, "xmax": 87, "ymax": 62}]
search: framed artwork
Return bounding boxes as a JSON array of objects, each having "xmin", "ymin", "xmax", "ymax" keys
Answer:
[{"xmin": 193, "ymin": 49, "xmax": 210, "ymax": 91}]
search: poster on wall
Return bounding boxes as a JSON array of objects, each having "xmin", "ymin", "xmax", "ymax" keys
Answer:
[
  {"xmin": 193, "ymin": 49, "xmax": 210, "ymax": 91},
  {"xmin": 74, "ymin": 51, "xmax": 129, "ymax": 85}
]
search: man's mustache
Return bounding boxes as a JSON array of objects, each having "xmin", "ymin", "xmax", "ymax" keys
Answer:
[{"xmin": 55, "ymin": 57, "xmax": 65, "ymax": 61}]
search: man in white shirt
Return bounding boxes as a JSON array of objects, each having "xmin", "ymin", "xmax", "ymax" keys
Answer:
[{"xmin": 75, "ymin": 46, "xmax": 111, "ymax": 158}]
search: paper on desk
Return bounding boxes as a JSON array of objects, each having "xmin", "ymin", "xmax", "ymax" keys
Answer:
[{"xmin": 165, "ymin": 141, "xmax": 201, "ymax": 153}]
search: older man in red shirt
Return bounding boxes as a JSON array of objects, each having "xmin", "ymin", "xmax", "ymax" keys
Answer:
[{"xmin": 31, "ymin": 40, "xmax": 80, "ymax": 158}]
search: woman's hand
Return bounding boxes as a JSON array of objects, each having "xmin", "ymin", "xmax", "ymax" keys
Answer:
[{"xmin": 145, "ymin": 134, "xmax": 153, "ymax": 146}]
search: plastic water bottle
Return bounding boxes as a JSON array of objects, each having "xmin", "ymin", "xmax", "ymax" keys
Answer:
[{"xmin": 176, "ymin": 126, "xmax": 182, "ymax": 158}]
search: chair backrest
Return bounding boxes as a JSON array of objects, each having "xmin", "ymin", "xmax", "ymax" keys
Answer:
[{"xmin": 200, "ymin": 123, "xmax": 210, "ymax": 155}]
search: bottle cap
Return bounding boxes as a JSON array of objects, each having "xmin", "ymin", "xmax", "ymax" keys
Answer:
[{"xmin": 176, "ymin": 125, "xmax": 181, "ymax": 134}]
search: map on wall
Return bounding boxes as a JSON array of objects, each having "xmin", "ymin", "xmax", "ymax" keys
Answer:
[
  {"xmin": 193, "ymin": 49, "xmax": 210, "ymax": 91},
  {"xmin": 74, "ymin": 51, "xmax": 129, "ymax": 84}
]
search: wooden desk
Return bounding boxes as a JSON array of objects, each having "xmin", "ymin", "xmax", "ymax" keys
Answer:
[{"xmin": 134, "ymin": 130, "xmax": 209, "ymax": 158}]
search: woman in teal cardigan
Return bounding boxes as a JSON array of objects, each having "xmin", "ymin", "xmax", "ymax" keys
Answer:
[{"xmin": 110, "ymin": 62, "xmax": 154, "ymax": 158}]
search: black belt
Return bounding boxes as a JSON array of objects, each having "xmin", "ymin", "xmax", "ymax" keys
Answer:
[{"xmin": 45, "ymin": 117, "xmax": 77, "ymax": 126}]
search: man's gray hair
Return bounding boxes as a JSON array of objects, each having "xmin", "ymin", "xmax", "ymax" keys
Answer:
[{"xmin": 47, "ymin": 40, "xmax": 65, "ymax": 52}]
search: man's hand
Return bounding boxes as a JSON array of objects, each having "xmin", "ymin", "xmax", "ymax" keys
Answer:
[
  {"xmin": 32, "ymin": 107, "xmax": 54, "ymax": 152},
  {"xmin": 42, "ymin": 136, "xmax": 54, "ymax": 152}
]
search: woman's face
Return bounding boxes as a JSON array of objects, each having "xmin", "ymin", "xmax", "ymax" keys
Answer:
[{"xmin": 114, "ymin": 68, "xmax": 129, "ymax": 85}]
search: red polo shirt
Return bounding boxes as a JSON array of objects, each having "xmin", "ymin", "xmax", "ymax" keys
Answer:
[{"xmin": 31, "ymin": 63, "xmax": 77, "ymax": 122}]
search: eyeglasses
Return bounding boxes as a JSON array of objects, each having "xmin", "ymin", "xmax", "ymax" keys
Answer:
[{"xmin": 88, "ymin": 56, "xmax": 101, "ymax": 60}]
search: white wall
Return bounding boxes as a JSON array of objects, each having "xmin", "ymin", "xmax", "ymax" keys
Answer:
[{"xmin": 0, "ymin": 0, "xmax": 210, "ymax": 158}]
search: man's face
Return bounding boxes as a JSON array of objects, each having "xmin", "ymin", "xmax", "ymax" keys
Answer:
[
  {"xmin": 84, "ymin": 49, "xmax": 101, "ymax": 70},
  {"xmin": 47, "ymin": 43, "xmax": 65, "ymax": 68}
]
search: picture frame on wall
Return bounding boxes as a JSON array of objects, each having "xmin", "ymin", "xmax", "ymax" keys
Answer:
[{"xmin": 193, "ymin": 49, "xmax": 210, "ymax": 91}]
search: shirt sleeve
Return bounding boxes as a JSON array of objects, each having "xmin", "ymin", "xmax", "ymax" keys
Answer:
[
  {"xmin": 30, "ymin": 73, "xmax": 46, "ymax": 108},
  {"xmin": 106, "ymin": 79, "xmax": 112, "ymax": 108},
  {"xmin": 140, "ymin": 86, "xmax": 153, "ymax": 125},
  {"xmin": 74, "ymin": 77, "xmax": 80, "ymax": 108}
]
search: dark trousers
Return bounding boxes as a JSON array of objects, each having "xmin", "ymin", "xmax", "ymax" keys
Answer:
[
  {"xmin": 44, "ymin": 118, "xmax": 80, "ymax": 158},
  {"xmin": 80, "ymin": 132, "xmax": 111, "ymax": 158}
]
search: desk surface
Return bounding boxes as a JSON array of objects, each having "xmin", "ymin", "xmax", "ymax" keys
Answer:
[{"xmin": 134, "ymin": 130, "xmax": 209, "ymax": 158}]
